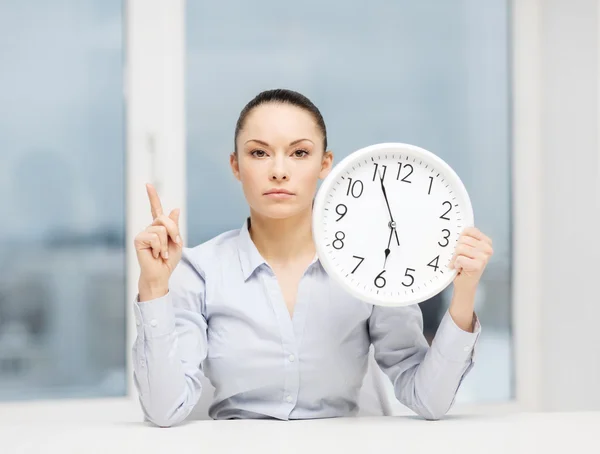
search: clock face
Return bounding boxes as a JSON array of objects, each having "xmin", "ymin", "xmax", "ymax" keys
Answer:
[{"xmin": 313, "ymin": 143, "xmax": 474, "ymax": 307}]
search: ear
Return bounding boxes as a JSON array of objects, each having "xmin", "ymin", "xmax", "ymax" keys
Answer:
[
  {"xmin": 319, "ymin": 150, "xmax": 334, "ymax": 180},
  {"xmin": 230, "ymin": 152, "xmax": 241, "ymax": 181}
]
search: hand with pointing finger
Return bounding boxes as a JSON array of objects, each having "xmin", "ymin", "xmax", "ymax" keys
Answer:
[{"xmin": 134, "ymin": 183, "xmax": 184, "ymax": 302}]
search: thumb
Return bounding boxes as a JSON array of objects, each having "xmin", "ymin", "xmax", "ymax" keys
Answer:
[
  {"xmin": 169, "ymin": 208, "xmax": 183, "ymax": 246},
  {"xmin": 169, "ymin": 208, "xmax": 180, "ymax": 227}
]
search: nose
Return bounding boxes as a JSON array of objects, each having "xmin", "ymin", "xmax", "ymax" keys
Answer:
[{"xmin": 270, "ymin": 154, "xmax": 289, "ymax": 181}]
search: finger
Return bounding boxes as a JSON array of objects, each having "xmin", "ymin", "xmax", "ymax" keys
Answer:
[
  {"xmin": 147, "ymin": 226, "xmax": 169, "ymax": 259},
  {"xmin": 168, "ymin": 208, "xmax": 182, "ymax": 245},
  {"xmin": 461, "ymin": 227, "xmax": 493, "ymax": 247},
  {"xmin": 449, "ymin": 245, "xmax": 485, "ymax": 269},
  {"xmin": 149, "ymin": 233, "xmax": 162, "ymax": 259},
  {"xmin": 457, "ymin": 235, "xmax": 494, "ymax": 256},
  {"xmin": 152, "ymin": 214, "xmax": 181, "ymax": 246},
  {"xmin": 146, "ymin": 183, "xmax": 164, "ymax": 219},
  {"xmin": 136, "ymin": 232, "xmax": 161, "ymax": 259},
  {"xmin": 169, "ymin": 208, "xmax": 180, "ymax": 226},
  {"xmin": 454, "ymin": 244, "xmax": 480, "ymax": 260},
  {"xmin": 454, "ymin": 256, "xmax": 483, "ymax": 273}
]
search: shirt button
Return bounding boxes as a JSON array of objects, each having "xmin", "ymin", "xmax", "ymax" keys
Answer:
[
  {"xmin": 286, "ymin": 395, "xmax": 293, "ymax": 403},
  {"xmin": 135, "ymin": 319, "xmax": 141, "ymax": 326},
  {"xmin": 140, "ymin": 360, "xmax": 145, "ymax": 368},
  {"xmin": 288, "ymin": 354, "xmax": 295, "ymax": 362},
  {"xmin": 150, "ymin": 319, "xmax": 158, "ymax": 327},
  {"xmin": 463, "ymin": 346, "xmax": 471, "ymax": 352}
]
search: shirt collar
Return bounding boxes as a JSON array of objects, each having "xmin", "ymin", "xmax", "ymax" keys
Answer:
[
  {"xmin": 237, "ymin": 217, "xmax": 267, "ymax": 281},
  {"xmin": 237, "ymin": 217, "xmax": 322, "ymax": 281}
]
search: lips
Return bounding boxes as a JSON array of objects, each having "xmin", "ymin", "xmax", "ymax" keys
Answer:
[{"xmin": 264, "ymin": 189, "xmax": 295, "ymax": 196}]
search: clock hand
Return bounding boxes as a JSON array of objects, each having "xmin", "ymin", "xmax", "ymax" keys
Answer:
[
  {"xmin": 379, "ymin": 171, "xmax": 395, "ymax": 224},
  {"xmin": 383, "ymin": 225, "xmax": 401, "ymax": 268},
  {"xmin": 383, "ymin": 226, "xmax": 393, "ymax": 268},
  {"xmin": 379, "ymin": 169, "xmax": 400, "ymax": 269}
]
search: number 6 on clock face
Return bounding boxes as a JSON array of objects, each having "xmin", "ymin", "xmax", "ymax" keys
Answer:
[{"xmin": 312, "ymin": 143, "xmax": 474, "ymax": 307}]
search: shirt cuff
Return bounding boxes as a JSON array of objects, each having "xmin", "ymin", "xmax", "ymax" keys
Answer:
[
  {"xmin": 133, "ymin": 292, "xmax": 176, "ymax": 339},
  {"xmin": 431, "ymin": 309, "xmax": 481, "ymax": 363}
]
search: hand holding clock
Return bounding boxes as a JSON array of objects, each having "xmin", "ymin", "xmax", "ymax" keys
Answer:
[
  {"xmin": 313, "ymin": 142, "xmax": 495, "ymax": 308},
  {"xmin": 376, "ymin": 166, "xmax": 493, "ymax": 292},
  {"xmin": 449, "ymin": 227, "xmax": 494, "ymax": 291},
  {"xmin": 446, "ymin": 226, "xmax": 494, "ymax": 332}
]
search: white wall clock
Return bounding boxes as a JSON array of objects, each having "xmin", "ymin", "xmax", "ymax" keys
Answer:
[{"xmin": 313, "ymin": 143, "xmax": 474, "ymax": 307}]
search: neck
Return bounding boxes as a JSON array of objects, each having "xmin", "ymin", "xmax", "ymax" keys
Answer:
[{"xmin": 248, "ymin": 206, "xmax": 315, "ymax": 266}]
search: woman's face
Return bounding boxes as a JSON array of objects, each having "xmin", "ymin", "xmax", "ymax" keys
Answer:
[{"xmin": 231, "ymin": 102, "xmax": 333, "ymax": 220}]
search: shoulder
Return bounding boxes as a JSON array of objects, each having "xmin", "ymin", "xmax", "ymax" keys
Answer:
[
  {"xmin": 168, "ymin": 227, "xmax": 242, "ymax": 309},
  {"xmin": 177, "ymin": 227, "xmax": 242, "ymax": 279}
]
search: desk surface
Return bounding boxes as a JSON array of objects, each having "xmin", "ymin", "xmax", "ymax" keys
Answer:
[{"xmin": 1, "ymin": 398, "xmax": 599, "ymax": 454}]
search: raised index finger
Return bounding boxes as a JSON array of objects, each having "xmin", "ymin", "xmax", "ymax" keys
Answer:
[{"xmin": 146, "ymin": 183, "xmax": 164, "ymax": 219}]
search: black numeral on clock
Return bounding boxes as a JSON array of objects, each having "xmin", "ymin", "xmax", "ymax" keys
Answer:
[
  {"xmin": 427, "ymin": 255, "xmax": 440, "ymax": 272},
  {"xmin": 428, "ymin": 176, "xmax": 434, "ymax": 195},
  {"xmin": 346, "ymin": 178, "xmax": 364, "ymax": 198},
  {"xmin": 374, "ymin": 270, "xmax": 387, "ymax": 288},
  {"xmin": 440, "ymin": 201, "xmax": 452, "ymax": 220},
  {"xmin": 332, "ymin": 231, "xmax": 345, "ymax": 249},
  {"xmin": 397, "ymin": 163, "xmax": 413, "ymax": 183},
  {"xmin": 402, "ymin": 268, "xmax": 416, "ymax": 287},
  {"xmin": 372, "ymin": 163, "xmax": 387, "ymax": 181},
  {"xmin": 351, "ymin": 255, "xmax": 364, "ymax": 273},
  {"xmin": 438, "ymin": 229, "xmax": 451, "ymax": 247},
  {"xmin": 335, "ymin": 203, "xmax": 347, "ymax": 221}
]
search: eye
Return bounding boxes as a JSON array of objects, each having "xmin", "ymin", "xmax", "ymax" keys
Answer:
[
  {"xmin": 251, "ymin": 149, "xmax": 267, "ymax": 158},
  {"xmin": 293, "ymin": 149, "xmax": 309, "ymax": 158}
]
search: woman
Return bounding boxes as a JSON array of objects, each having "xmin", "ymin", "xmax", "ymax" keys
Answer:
[{"xmin": 132, "ymin": 89, "xmax": 494, "ymax": 427}]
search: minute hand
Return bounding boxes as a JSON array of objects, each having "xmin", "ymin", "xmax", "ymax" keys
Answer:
[
  {"xmin": 379, "ymin": 174, "xmax": 400, "ymax": 248},
  {"xmin": 380, "ymin": 177, "xmax": 395, "ymax": 223}
]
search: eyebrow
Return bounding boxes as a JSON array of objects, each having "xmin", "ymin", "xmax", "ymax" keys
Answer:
[{"xmin": 245, "ymin": 138, "xmax": 314, "ymax": 147}]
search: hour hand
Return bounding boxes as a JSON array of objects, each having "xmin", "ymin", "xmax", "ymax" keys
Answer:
[{"xmin": 383, "ymin": 227, "xmax": 394, "ymax": 268}]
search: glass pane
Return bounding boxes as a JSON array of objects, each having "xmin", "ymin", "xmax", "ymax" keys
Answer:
[
  {"xmin": 186, "ymin": 0, "xmax": 511, "ymax": 403},
  {"xmin": 0, "ymin": 1, "xmax": 125, "ymax": 400}
]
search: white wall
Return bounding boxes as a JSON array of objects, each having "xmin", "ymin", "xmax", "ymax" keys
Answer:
[
  {"xmin": 514, "ymin": 0, "xmax": 600, "ymax": 411},
  {"xmin": 540, "ymin": 0, "xmax": 600, "ymax": 411},
  {"xmin": 125, "ymin": 0, "xmax": 187, "ymax": 398}
]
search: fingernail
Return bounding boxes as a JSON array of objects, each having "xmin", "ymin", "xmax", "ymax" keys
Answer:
[
  {"xmin": 163, "ymin": 251, "xmax": 169, "ymax": 259},
  {"xmin": 176, "ymin": 236, "xmax": 182, "ymax": 245}
]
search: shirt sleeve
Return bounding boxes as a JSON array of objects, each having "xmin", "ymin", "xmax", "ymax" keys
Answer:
[
  {"xmin": 368, "ymin": 303, "xmax": 481, "ymax": 420},
  {"xmin": 132, "ymin": 249, "xmax": 208, "ymax": 427}
]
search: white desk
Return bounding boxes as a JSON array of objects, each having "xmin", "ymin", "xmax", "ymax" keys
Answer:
[{"xmin": 1, "ymin": 398, "xmax": 599, "ymax": 453}]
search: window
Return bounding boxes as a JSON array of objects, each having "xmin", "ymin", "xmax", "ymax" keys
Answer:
[
  {"xmin": 186, "ymin": 0, "xmax": 512, "ymax": 403},
  {"xmin": 0, "ymin": 1, "xmax": 126, "ymax": 400}
]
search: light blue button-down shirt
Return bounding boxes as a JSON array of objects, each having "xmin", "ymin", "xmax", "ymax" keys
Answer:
[{"xmin": 132, "ymin": 218, "xmax": 480, "ymax": 427}]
